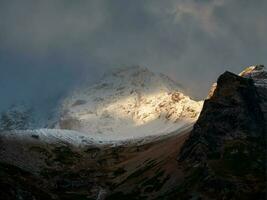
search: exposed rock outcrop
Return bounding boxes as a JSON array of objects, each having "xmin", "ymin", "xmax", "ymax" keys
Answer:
[{"xmin": 177, "ymin": 65, "xmax": 267, "ymax": 200}]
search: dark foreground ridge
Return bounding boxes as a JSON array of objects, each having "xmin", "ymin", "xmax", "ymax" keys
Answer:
[{"xmin": 177, "ymin": 66, "xmax": 267, "ymax": 200}]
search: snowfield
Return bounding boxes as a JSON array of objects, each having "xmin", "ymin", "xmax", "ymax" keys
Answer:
[
  {"xmin": 0, "ymin": 66, "xmax": 203, "ymax": 146},
  {"xmin": 2, "ymin": 121, "xmax": 194, "ymax": 147},
  {"xmin": 53, "ymin": 66, "xmax": 203, "ymax": 141}
]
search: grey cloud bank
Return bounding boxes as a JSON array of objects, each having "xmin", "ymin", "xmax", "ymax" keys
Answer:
[{"xmin": 0, "ymin": 0, "xmax": 266, "ymax": 112}]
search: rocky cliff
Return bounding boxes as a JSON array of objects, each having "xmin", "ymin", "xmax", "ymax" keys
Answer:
[{"xmin": 177, "ymin": 65, "xmax": 267, "ymax": 200}]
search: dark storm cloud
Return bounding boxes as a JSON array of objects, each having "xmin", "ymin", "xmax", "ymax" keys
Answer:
[{"xmin": 0, "ymin": 0, "xmax": 266, "ymax": 112}]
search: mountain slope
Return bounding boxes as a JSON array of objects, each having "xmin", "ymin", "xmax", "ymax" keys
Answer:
[
  {"xmin": 0, "ymin": 66, "xmax": 203, "ymax": 200},
  {"xmin": 1, "ymin": 65, "xmax": 264, "ymax": 199},
  {"xmin": 176, "ymin": 65, "xmax": 267, "ymax": 200},
  {"xmin": 0, "ymin": 125, "xmax": 193, "ymax": 199},
  {"xmin": 56, "ymin": 66, "xmax": 203, "ymax": 140}
]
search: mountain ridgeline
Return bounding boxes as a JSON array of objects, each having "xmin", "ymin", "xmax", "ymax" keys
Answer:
[{"xmin": 0, "ymin": 65, "xmax": 266, "ymax": 200}]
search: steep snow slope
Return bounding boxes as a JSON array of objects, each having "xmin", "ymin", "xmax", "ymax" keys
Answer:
[{"xmin": 55, "ymin": 66, "xmax": 203, "ymax": 140}]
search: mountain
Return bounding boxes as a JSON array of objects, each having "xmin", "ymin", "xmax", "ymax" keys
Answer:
[
  {"xmin": 0, "ymin": 65, "xmax": 265, "ymax": 200},
  {"xmin": 0, "ymin": 66, "xmax": 202, "ymax": 200},
  {"xmin": 176, "ymin": 65, "xmax": 267, "ymax": 199},
  {"xmin": 55, "ymin": 66, "xmax": 203, "ymax": 140},
  {"xmin": 0, "ymin": 104, "xmax": 34, "ymax": 131}
]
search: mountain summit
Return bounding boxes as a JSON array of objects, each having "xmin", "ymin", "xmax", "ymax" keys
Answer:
[{"xmin": 56, "ymin": 66, "xmax": 203, "ymax": 140}]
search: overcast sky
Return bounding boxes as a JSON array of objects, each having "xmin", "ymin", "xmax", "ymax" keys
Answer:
[{"xmin": 0, "ymin": 0, "xmax": 267, "ymax": 112}]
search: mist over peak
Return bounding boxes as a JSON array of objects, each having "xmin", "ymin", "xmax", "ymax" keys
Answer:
[{"xmin": 0, "ymin": 0, "xmax": 266, "ymax": 117}]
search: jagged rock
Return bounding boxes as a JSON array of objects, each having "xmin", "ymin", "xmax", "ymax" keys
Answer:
[
  {"xmin": 239, "ymin": 65, "xmax": 267, "ymax": 87},
  {"xmin": 177, "ymin": 66, "xmax": 267, "ymax": 200}
]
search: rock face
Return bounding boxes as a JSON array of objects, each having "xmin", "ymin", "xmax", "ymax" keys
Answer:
[{"xmin": 177, "ymin": 65, "xmax": 267, "ymax": 200}]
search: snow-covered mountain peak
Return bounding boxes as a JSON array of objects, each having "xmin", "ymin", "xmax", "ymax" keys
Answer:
[
  {"xmin": 56, "ymin": 66, "xmax": 203, "ymax": 140},
  {"xmin": 99, "ymin": 65, "xmax": 183, "ymax": 94}
]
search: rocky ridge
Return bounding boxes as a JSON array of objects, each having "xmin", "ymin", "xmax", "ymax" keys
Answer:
[{"xmin": 176, "ymin": 65, "xmax": 267, "ymax": 200}]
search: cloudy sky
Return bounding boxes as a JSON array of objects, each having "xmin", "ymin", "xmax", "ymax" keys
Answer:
[{"xmin": 0, "ymin": 0, "xmax": 266, "ymax": 112}]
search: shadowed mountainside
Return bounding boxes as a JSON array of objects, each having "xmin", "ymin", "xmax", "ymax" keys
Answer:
[
  {"xmin": 176, "ymin": 65, "xmax": 267, "ymax": 200},
  {"xmin": 0, "ymin": 126, "xmax": 192, "ymax": 200}
]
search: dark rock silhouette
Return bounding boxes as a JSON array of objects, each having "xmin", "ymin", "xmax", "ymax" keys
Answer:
[{"xmin": 177, "ymin": 65, "xmax": 267, "ymax": 200}]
